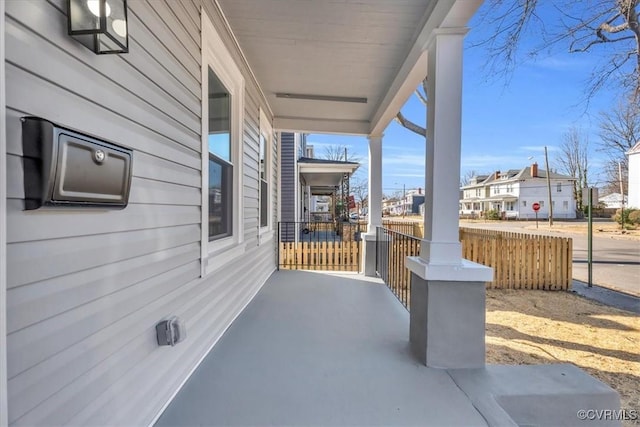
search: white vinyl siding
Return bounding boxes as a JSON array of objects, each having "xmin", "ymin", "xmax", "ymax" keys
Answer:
[
  {"xmin": 0, "ymin": 0, "xmax": 8, "ymax": 423},
  {"xmin": 4, "ymin": 1, "xmax": 277, "ymax": 426}
]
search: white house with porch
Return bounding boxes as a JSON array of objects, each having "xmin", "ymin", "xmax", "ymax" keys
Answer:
[
  {"xmin": 460, "ymin": 163, "xmax": 577, "ymax": 219},
  {"xmin": 0, "ymin": 1, "xmax": 618, "ymax": 426}
]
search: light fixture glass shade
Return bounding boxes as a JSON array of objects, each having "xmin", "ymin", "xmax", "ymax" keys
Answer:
[{"xmin": 68, "ymin": 0, "xmax": 128, "ymax": 54}]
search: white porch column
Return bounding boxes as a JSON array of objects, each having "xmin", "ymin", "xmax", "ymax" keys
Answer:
[
  {"xmin": 367, "ymin": 134, "xmax": 383, "ymax": 233},
  {"xmin": 421, "ymin": 28, "xmax": 466, "ymax": 265},
  {"xmin": 406, "ymin": 28, "xmax": 493, "ymax": 369},
  {"xmin": 363, "ymin": 134, "xmax": 383, "ymax": 276}
]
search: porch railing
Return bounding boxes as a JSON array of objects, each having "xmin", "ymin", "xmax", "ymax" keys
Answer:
[{"xmin": 375, "ymin": 226, "xmax": 420, "ymax": 310}]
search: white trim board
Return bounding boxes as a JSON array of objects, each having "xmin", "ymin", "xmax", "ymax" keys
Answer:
[
  {"xmin": 200, "ymin": 7, "xmax": 245, "ymax": 277},
  {"xmin": 1, "ymin": 1, "xmax": 9, "ymax": 424}
]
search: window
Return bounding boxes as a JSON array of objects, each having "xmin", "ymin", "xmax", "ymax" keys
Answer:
[
  {"xmin": 540, "ymin": 201, "xmax": 545, "ymax": 207},
  {"xmin": 557, "ymin": 183, "xmax": 562, "ymax": 192},
  {"xmin": 259, "ymin": 134, "xmax": 267, "ymax": 227},
  {"xmin": 522, "ymin": 200, "xmax": 527, "ymax": 207},
  {"xmin": 200, "ymin": 10, "xmax": 245, "ymax": 275},
  {"xmin": 563, "ymin": 201, "xmax": 569, "ymax": 210},
  {"xmin": 258, "ymin": 109, "xmax": 273, "ymax": 231},
  {"xmin": 208, "ymin": 68, "xmax": 232, "ymax": 240}
]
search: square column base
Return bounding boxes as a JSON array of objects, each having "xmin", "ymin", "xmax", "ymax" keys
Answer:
[
  {"xmin": 410, "ymin": 273, "xmax": 487, "ymax": 368},
  {"xmin": 363, "ymin": 232, "xmax": 378, "ymax": 277}
]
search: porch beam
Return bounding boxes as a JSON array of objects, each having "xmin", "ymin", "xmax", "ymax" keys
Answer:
[
  {"xmin": 274, "ymin": 117, "xmax": 370, "ymax": 136},
  {"xmin": 406, "ymin": 28, "xmax": 493, "ymax": 369},
  {"xmin": 363, "ymin": 134, "xmax": 383, "ymax": 276}
]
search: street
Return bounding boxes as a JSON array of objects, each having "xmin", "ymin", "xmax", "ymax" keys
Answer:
[{"xmin": 460, "ymin": 220, "xmax": 640, "ymax": 296}]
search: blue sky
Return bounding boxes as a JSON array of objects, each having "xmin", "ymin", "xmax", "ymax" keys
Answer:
[{"xmin": 306, "ymin": 4, "xmax": 618, "ymax": 197}]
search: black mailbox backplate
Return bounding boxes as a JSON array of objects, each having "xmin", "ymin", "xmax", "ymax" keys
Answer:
[{"xmin": 22, "ymin": 117, "xmax": 133, "ymax": 210}]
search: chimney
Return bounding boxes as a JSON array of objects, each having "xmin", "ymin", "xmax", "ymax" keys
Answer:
[
  {"xmin": 418, "ymin": 187, "xmax": 422, "ymax": 194},
  {"xmin": 495, "ymin": 170, "xmax": 500, "ymax": 179},
  {"xmin": 531, "ymin": 163, "xmax": 538, "ymax": 177},
  {"xmin": 306, "ymin": 145, "xmax": 314, "ymax": 158}
]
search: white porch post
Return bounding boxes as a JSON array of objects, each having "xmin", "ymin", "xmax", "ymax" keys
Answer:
[
  {"xmin": 363, "ymin": 134, "xmax": 383, "ymax": 276},
  {"xmin": 406, "ymin": 28, "xmax": 493, "ymax": 368}
]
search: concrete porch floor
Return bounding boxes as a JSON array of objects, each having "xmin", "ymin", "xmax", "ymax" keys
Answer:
[
  {"xmin": 155, "ymin": 270, "xmax": 619, "ymax": 427},
  {"xmin": 155, "ymin": 270, "xmax": 488, "ymax": 426}
]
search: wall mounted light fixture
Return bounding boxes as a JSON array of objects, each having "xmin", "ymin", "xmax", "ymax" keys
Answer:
[{"xmin": 67, "ymin": 0, "xmax": 128, "ymax": 54}]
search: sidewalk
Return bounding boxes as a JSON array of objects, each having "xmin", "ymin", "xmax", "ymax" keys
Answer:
[{"xmin": 571, "ymin": 280, "xmax": 640, "ymax": 314}]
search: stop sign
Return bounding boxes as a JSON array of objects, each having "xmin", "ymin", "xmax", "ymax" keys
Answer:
[{"xmin": 532, "ymin": 202, "xmax": 541, "ymax": 212}]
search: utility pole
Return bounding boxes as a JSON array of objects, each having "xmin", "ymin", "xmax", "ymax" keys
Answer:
[
  {"xmin": 587, "ymin": 187, "xmax": 593, "ymax": 287},
  {"xmin": 401, "ymin": 184, "xmax": 406, "ymax": 217},
  {"xmin": 544, "ymin": 146, "xmax": 553, "ymax": 227}
]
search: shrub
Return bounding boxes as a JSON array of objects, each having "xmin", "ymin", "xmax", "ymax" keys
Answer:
[
  {"xmin": 485, "ymin": 209, "xmax": 501, "ymax": 220},
  {"xmin": 613, "ymin": 208, "xmax": 639, "ymax": 225},
  {"xmin": 628, "ymin": 210, "xmax": 640, "ymax": 225}
]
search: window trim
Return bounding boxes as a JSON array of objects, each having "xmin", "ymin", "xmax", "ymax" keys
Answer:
[
  {"xmin": 259, "ymin": 108, "xmax": 273, "ymax": 240},
  {"xmin": 201, "ymin": 10, "xmax": 245, "ymax": 277}
]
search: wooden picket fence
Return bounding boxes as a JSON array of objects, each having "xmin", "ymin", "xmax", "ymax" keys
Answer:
[
  {"xmin": 459, "ymin": 227, "xmax": 572, "ymax": 290},
  {"xmin": 376, "ymin": 226, "xmax": 572, "ymax": 296},
  {"xmin": 279, "ymin": 241, "xmax": 361, "ymax": 271}
]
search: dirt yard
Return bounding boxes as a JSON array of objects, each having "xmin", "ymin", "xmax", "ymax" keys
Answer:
[
  {"xmin": 487, "ymin": 289, "xmax": 640, "ymax": 426},
  {"xmin": 389, "ymin": 215, "xmax": 639, "ymax": 423}
]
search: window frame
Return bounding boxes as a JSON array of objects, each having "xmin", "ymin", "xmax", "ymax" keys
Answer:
[
  {"xmin": 200, "ymin": 10, "xmax": 245, "ymax": 276},
  {"xmin": 258, "ymin": 108, "xmax": 274, "ymax": 240}
]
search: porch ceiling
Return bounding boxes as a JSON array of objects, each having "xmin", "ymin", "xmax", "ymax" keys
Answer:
[{"xmin": 216, "ymin": 0, "xmax": 482, "ymax": 135}]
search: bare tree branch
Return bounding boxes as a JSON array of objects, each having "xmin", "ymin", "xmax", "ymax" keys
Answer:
[
  {"xmin": 554, "ymin": 127, "xmax": 590, "ymax": 210},
  {"xmin": 598, "ymin": 98, "xmax": 640, "ymax": 192},
  {"xmin": 394, "ymin": 111, "xmax": 426, "ymax": 137},
  {"xmin": 322, "ymin": 145, "xmax": 361, "ymax": 163},
  {"xmin": 472, "ymin": 0, "xmax": 640, "ymax": 99}
]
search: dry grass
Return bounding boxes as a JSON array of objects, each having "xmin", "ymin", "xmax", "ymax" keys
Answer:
[{"xmin": 487, "ymin": 289, "xmax": 640, "ymax": 426}]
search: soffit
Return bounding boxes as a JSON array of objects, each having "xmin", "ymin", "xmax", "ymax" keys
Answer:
[{"xmin": 216, "ymin": 0, "xmax": 440, "ymax": 135}]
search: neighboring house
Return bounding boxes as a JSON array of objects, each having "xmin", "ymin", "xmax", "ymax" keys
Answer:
[
  {"xmin": 628, "ymin": 141, "xmax": 640, "ymax": 208},
  {"xmin": 460, "ymin": 163, "xmax": 577, "ymax": 219},
  {"xmin": 381, "ymin": 189, "xmax": 424, "ymax": 216},
  {"xmin": 402, "ymin": 188, "xmax": 425, "ymax": 215},
  {"xmin": 280, "ymin": 132, "xmax": 359, "ymax": 223},
  {"xmin": 0, "ymin": 2, "xmax": 616, "ymax": 426},
  {"xmin": 382, "ymin": 197, "xmax": 399, "ymax": 216},
  {"xmin": 599, "ymin": 192, "xmax": 627, "ymax": 209}
]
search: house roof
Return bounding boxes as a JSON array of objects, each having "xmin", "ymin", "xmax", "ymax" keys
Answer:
[
  {"xmin": 628, "ymin": 141, "xmax": 640, "ymax": 155},
  {"xmin": 514, "ymin": 167, "xmax": 574, "ymax": 180},
  {"xmin": 298, "ymin": 157, "xmax": 359, "ymax": 166},
  {"xmin": 298, "ymin": 157, "xmax": 360, "ymax": 190},
  {"xmin": 216, "ymin": 0, "xmax": 482, "ymax": 135},
  {"xmin": 463, "ymin": 165, "xmax": 575, "ymax": 189}
]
